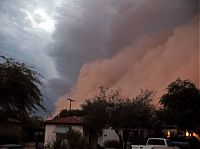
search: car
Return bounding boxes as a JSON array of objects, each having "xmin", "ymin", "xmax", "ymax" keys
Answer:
[
  {"xmin": 170, "ymin": 136, "xmax": 200, "ymax": 149},
  {"xmin": 131, "ymin": 138, "xmax": 180, "ymax": 149},
  {"xmin": 0, "ymin": 144, "xmax": 24, "ymax": 149}
]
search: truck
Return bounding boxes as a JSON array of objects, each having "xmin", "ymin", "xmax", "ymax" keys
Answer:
[{"xmin": 131, "ymin": 138, "xmax": 180, "ymax": 149}]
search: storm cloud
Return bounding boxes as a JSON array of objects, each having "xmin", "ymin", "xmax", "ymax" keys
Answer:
[
  {"xmin": 0, "ymin": 0, "xmax": 199, "ymax": 114},
  {"xmin": 0, "ymin": 0, "xmax": 60, "ymax": 113},
  {"xmin": 49, "ymin": 0, "xmax": 199, "ymax": 112},
  {"xmin": 55, "ymin": 16, "xmax": 199, "ymax": 111}
]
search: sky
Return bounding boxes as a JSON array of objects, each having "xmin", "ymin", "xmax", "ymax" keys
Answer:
[{"xmin": 0, "ymin": 0, "xmax": 199, "ymax": 116}]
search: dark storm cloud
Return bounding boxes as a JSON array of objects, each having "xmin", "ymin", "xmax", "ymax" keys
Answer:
[
  {"xmin": 0, "ymin": 0, "xmax": 56, "ymax": 77},
  {"xmin": 109, "ymin": 0, "xmax": 198, "ymax": 51},
  {"xmin": 49, "ymin": 0, "xmax": 198, "ymax": 107},
  {"xmin": 0, "ymin": 0, "xmax": 198, "ymax": 113},
  {"xmin": 0, "ymin": 0, "xmax": 59, "ymax": 113},
  {"xmin": 51, "ymin": 0, "xmax": 113, "ymax": 75},
  {"xmin": 47, "ymin": 0, "xmax": 115, "ymax": 97}
]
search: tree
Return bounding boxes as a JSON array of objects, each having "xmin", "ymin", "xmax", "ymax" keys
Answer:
[
  {"xmin": 81, "ymin": 88, "xmax": 109, "ymax": 148},
  {"xmin": 0, "ymin": 55, "xmax": 45, "ymax": 120},
  {"xmin": 52, "ymin": 129, "xmax": 86, "ymax": 149},
  {"xmin": 160, "ymin": 78, "xmax": 200, "ymax": 132},
  {"xmin": 81, "ymin": 88, "xmax": 155, "ymax": 149},
  {"xmin": 107, "ymin": 89, "xmax": 155, "ymax": 149},
  {"xmin": 57, "ymin": 109, "xmax": 84, "ymax": 118}
]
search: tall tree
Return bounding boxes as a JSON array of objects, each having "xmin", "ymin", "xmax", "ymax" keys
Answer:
[
  {"xmin": 107, "ymin": 89, "xmax": 155, "ymax": 149},
  {"xmin": 160, "ymin": 78, "xmax": 200, "ymax": 132},
  {"xmin": 57, "ymin": 109, "xmax": 84, "ymax": 118},
  {"xmin": 0, "ymin": 55, "xmax": 45, "ymax": 120},
  {"xmin": 81, "ymin": 88, "xmax": 109, "ymax": 148}
]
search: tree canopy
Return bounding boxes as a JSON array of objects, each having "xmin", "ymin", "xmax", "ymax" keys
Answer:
[
  {"xmin": 0, "ymin": 55, "xmax": 45, "ymax": 120},
  {"xmin": 81, "ymin": 87, "xmax": 155, "ymax": 149},
  {"xmin": 81, "ymin": 88, "xmax": 109, "ymax": 137},
  {"xmin": 56, "ymin": 109, "xmax": 84, "ymax": 118},
  {"xmin": 160, "ymin": 78, "xmax": 200, "ymax": 131}
]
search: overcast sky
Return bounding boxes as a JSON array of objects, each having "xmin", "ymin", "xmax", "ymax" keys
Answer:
[{"xmin": 0, "ymin": 0, "xmax": 199, "ymax": 116}]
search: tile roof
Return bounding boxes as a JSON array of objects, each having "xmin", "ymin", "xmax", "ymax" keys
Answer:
[{"xmin": 45, "ymin": 116, "xmax": 83, "ymax": 125}]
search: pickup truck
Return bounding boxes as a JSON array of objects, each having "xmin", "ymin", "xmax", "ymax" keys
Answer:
[{"xmin": 131, "ymin": 138, "xmax": 180, "ymax": 149}]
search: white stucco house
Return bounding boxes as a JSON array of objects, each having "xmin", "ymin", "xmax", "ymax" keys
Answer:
[
  {"xmin": 44, "ymin": 116, "xmax": 84, "ymax": 147},
  {"xmin": 44, "ymin": 115, "xmax": 122, "ymax": 148},
  {"xmin": 45, "ymin": 116, "xmax": 150, "ymax": 148}
]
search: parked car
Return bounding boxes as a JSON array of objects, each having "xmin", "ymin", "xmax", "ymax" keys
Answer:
[
  {"xmin": 0, "ymin": 144, "xmax": 24, "ymax": 149},
  {"xmin": 131, "ymin": 138, "xmax": 180, "ymax": 149},
  {"xmin": 170, "ymin": 136, "xmax": 200, "ymax": 149}
]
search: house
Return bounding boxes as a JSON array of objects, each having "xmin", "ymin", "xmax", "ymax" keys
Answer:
[
  {"xmin": 162, "ymin": 125, "xmax": 178, "ymax": 138},
  {"xmin": 46, "ymin": 116, "xmax": 199, "ymax": 148},
  {"xmin": 44, "ymin": 116, "xmax": 122, "ymax": 148},
  {"xmin": 44, "ymin": 116, "xmax": 84, "ymax": 148}
]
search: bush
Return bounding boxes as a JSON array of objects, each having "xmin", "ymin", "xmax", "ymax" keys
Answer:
[
  {"xmin": 104, "ymin": 140, "xmax": 120, "ymax": 149},
  {"xmin": 52, "ymin": 138, "xmax": 68, "ymax": 149},
  {"xmin": 52, "ymin": 129, "xmax": 87, "ymax": 149}
]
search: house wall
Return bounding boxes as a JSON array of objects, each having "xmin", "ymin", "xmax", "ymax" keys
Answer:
[
  {"xmin": 162, "ymin": 128, "xmax": 178, "ymax": 138},
  {"xmin": 98, "ymin": 128, "xmax": 151, "ymax": 147},
  {"xmin": 44, "ymin": 125, "xmax": 56, "ymax": 147},
  {"xmin": 98, "ymin": 128, "xmax": 121, "ymax": 146},
  {"xmin": 44, "ymin": 124, "xmax": 83, "ymax": 147}
]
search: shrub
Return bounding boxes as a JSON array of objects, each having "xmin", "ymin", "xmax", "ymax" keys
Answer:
[
  {"xmin": 52, "ymin": 129, "xmax": 87, "ymax": 149},
  {"xmin": 104, "ymin": 140, "xmax": 120, "ymax": 149}
]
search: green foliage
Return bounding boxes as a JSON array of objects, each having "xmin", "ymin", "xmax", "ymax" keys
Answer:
[
  {"xmin": 81, "ymin": 88, "xmax": 110, "ymax": 134},
  {"xmin": 104, "ymin": 140, "xmax": 120, "ymax": 149},
  {"xmin": 160, "ymin": 78, "xmax": 200, "ymax": 130},
  {"xmin": 21, "ymin": 116, "xmax": 44, "ymax": 142},
  {"xmin": 52, "ymin": 129, "xmax": 86, "ymax": 149},
  {"xmin": 58, "ymin": 109, "xmax": 84, "ymax": 118},
  {"xmin": 52, "ymin": 138, "xmax": 67, "ymax": 149},
  {"xmin": 107, "ymin": 89, "xmax": 155, "ymax": 129},
  {"xmin": 65, "ymin": 129, "xmax": 87, "ymax": 149},
  {"xmin": 0, "ymin": 55, "xmax": 45, "ymax": 120},
  {"xmin": 27, "ymin": 116, "xmax": 44, "ymax": 128},
  {"xmin": 81, "ymin": 87, "xmax": 155, "ymax": 149}
]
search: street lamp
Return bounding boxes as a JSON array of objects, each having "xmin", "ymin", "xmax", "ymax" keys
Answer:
[{"xmin": 66, "ymin": 98, "xmax": 75, "ymax": 111}]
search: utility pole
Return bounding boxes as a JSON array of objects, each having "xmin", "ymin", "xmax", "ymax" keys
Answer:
[{"xmin": 67, "ymin": 98, "xmax": 75, "ymax": 111}]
